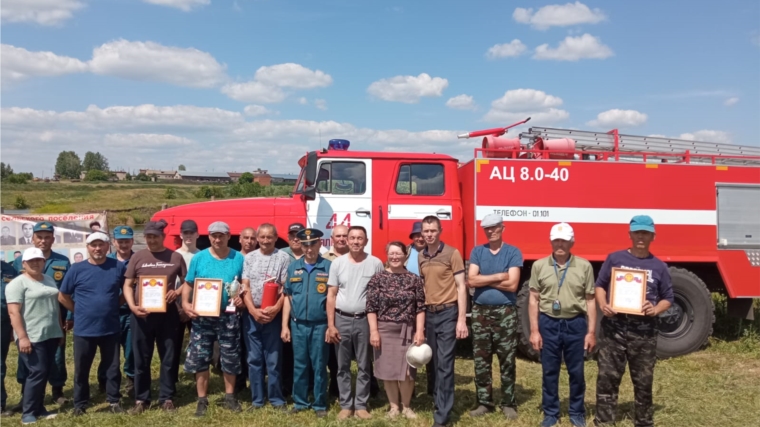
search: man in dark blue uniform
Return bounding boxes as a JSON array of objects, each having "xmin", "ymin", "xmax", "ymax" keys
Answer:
[
  {"xmin": 1, "ymin": 261, "xmax": 18, "ymax": 416},
  {"xmin": 281, "ymin": 228, "xmax": 331, "ymax": 418},
  {"xmin": 98, "ymin": 226, "xmax": 135, "ymax": 395},
  {"xmin": 10, "ymin": 221, "xmax": 70, "ymax": 411}
]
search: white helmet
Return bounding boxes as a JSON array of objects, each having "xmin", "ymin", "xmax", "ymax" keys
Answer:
[{"xmin": 406, "ymin": 343, "xmax": 433, "ymax": 369}]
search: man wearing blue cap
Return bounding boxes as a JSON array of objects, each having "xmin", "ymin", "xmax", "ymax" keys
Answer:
[
  {"xmin": 281, "ymin": 228, "xmax": 331, "ymax": 418},
  {"xmin": 11, "ymin": 221, "xmax": 70, "ymax": 411},
  {"xmin": 594, "ymin": 215, "xmax": 674, "ymax": 427},
  {"xmin": 98, "ymin": 226, "xmax": 135, "ymax": 396}
]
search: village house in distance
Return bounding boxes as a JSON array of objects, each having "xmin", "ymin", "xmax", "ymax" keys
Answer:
[{"xmin": 130, "ymin": 168, "xmax": 298, "ymax": 186}]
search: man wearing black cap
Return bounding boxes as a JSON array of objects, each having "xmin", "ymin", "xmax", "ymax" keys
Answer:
[
  {"xmin": 281, "ymin": 228, "xmax": 331, "ymax": 417},
  {"xmin": 11, "ymin": 221, "xmax": 70, "ymax": 411},
  {"xmin": 173, "ymin": 219, "xmax": 200, "ymax": 379},
  {"xmin": 124, "ymin": 220, "xmax": 187, "ymax": 413},
  {"xmin": 59, "ymin": 231, "xmax": 127, "ymax": 415},
  {"xmin": 281, "ymin": 223, "xmax": 305, "ymax": 261}
]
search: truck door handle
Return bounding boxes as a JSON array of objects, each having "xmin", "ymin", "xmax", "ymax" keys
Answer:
[
  {"xmin": 436, "ymin": 209, "xmax": 451, "ymax": 218},
  {"xmin": 378, "ymin": 205, "xmax": 383, "ymax": 230},
  {"xmin": 356, "ymin": 208, "xmax": 371, "ymax": 216}
]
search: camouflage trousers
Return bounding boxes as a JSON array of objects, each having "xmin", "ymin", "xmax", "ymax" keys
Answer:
[
  {"xmin": 471, "ymin": 303, "xmax": 518, "ymax": 409},
  {"xmin": 184, "ymin": 313, "xmax": 241, "ymax": 375},
  {"xmin": 595, "ymin": 315, "xmax": 657, "ymax": 427}
]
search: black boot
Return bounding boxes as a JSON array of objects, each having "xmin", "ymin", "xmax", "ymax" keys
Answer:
[{"xmin": 52, "ymin": 387, "xmax": 67, "ymax": 405}]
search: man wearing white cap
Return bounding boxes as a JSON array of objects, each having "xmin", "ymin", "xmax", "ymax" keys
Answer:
[
  {"xmin": 467, "ymin": 213, "xmax": 523, "ymax": 420},
  {"xmin": 528, "ymin": 223, "xmax": 596, "ymax": 427},
  {"xmin": 58, "ymin": 231, "xmax": 128, "ymax": 416}
]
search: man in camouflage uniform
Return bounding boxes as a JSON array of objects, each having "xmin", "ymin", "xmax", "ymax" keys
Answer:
[
  {"xmin": 467, "ymin": 214, "xmax": 523, "ymax": 420},
  {"xmin": 594, "ymin": 216, "xmax": 674, "ymax": 427}
]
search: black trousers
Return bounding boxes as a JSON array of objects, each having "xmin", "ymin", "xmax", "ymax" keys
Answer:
[
  {"xmin": 18, "ymin": 338, "xmax": 58, "ymax": 418},
  {"xmin": 425, "ymin": 306, "xmax": 458, "ymax": 426},
  {"xmin": 1, "ymin": 318, "xmax": 12, "ymax": 409},
  {"xmin": 73, "ymin": 334, "xmax": 121, "ymax": 409},
  {"xmin": 281, "ymin": 341, "xmax": 294, "ymax": 397},
  {"xmin": 171, "ymin": 320, "xmax": 192, "ymax": 383},
  {"xmin": 131, "ymin": 308, "xmax": 180, "ymax": 404}
]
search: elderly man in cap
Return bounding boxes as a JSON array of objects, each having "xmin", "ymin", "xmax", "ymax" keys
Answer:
[
  {"xmin": 594, "ymin": 215, "xmax": 673, "ymax": 427},
  {"xmin": 467, "ymin": 213, "xmax": 523, "ymax": 420},
  {"xmin": 405, "ymin": 222, "xmax": 425, "ymax": 276},
  {"xmin": 281, "ymin": 223, "xmax": 306, "ymax": 261},
  {"xmin": 59, "ymin": 231, "xmax": 127, "ymax": 415},
  {"xmin": 529, "ymin": 223, "xmax": 596, "ymax": 427},
  {"xmin": 10, "ymin": 221, "xmax": 70, "ymax": 411},
  {"xmin": 281, "ymin": 228, "xmax": 331, "ymax": 418},
  {"xmin": 96, "ymin": 225, "xmax": 136, "ymax": 396},
  {"xmin": 124, "ymin": 219, "xmax": 187, "ymax": 413},
  {"xmin": 180, "ymin": 221, "xmax": 246, "ymax": 417}
]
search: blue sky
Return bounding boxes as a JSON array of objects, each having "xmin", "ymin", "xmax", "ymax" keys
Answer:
[{"xmin": 2, "ymin": 0, "xmax": 759, "ymax": 176}]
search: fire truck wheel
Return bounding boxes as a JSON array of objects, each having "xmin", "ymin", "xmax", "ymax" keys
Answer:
[
  {"xmin": 655, "ymin": 267, "xmax": 714, "ymax": 359},
  {"xmin": 516, "ymin": 280, "xmax": 603, "ymax": 362}
]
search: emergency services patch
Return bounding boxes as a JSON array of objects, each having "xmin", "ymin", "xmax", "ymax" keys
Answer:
[
  {"xmin": 317, "ymin": 283, "xmax": 327, "ymax": 294},
  {"xmin": 315, "ymin": 277, "xmax": 328, "ymax": 283},
  {"xmin": 54, "ymin": 271, "xmax": 64, "ymax": 281},
  {"xmin": 294, "ymin": 270, "xmax": 303, "ymax": 276},
  {"xmin": 289, "ymin": 277, "xmax": 302, "ymax": 283}
]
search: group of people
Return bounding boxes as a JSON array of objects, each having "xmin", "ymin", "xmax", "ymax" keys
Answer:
[{"xmin": 0, "ymin": 213, "xmax": 673, "ymax": 427}]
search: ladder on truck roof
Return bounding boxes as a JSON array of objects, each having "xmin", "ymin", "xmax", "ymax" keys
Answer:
[{"xmin": 525, "ymin": 127, "xmax": 760, "ymax": 166}]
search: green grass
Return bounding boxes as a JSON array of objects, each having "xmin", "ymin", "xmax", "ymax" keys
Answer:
[{"xmin": 2, "ymin": 335, "xmax": 758, "ymax": 427}]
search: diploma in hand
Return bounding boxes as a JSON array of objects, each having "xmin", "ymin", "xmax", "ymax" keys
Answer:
[
  {"xmin": 609, "ymin": 268, "xmax": 648, "ymax": 315},
  {"xmin": 139, "ymin": 276, "xmax": 168, "ymax": 313},
  {"xmin": 193, "ymin": 278, "xmax": 223, "ymax": 317}
]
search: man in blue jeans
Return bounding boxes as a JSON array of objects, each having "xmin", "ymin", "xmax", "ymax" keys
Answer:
[{"xmin": 528, "ymin": 223, "xmax": 597, "ymax": 427}]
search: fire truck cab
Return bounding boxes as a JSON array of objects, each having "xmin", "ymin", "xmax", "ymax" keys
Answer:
[{"xmin": 155, "ymin": 125, "xmax": 760, "ymax": 360}]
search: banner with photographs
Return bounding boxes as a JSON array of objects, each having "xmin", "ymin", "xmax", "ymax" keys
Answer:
[{"xmin": 0, "ymin": 212, "xmax": 108, "ymax": 264}]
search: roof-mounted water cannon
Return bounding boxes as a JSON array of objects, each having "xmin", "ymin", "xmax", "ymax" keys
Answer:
[{"xmin": 458, "ymin": 117, "xmax": 531, "ymax": 159}]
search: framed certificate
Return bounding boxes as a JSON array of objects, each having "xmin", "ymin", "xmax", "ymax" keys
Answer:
[
  {"xmin": 609, "ymin": 268, "xmax": 648, "ymax": 315},
  {"xmin": 138, "ymin": 275, "xmax": 168, "ymax": 313},
  {"xmin": 192, "ymin": 278, "xmax": 223, "ymax": 317}
]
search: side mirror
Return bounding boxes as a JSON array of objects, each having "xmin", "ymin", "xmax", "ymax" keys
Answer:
[
  {"xmin": 304, "ymin": 151, "xmax": 318, "ymax": 187},
  {"xmin": 302, "ymin": 185, "xmax": 316, "ymax": 201}
]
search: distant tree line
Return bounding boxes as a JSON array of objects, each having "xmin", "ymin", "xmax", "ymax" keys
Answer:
[
  {"xmin": 55, "ymin": 150, "xmax": 112, "ymax": 181},
  {"xmin": 1, "ymin": 162, "xmax": 33, "ymax": 184}
]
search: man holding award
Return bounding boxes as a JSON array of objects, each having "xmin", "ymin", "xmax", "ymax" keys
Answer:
[
  {"xmin": 593, "ymin": 215, "xmax": 674, "ymax": 427},
  {"xmin": 123, "ymin": 219, "xmax": 187, "ymax": 413},
  {"xmin": 280, "ymin": 228, "xmax": 331, "ymax": 418},
  {"xmin": 180, "ymin": 221, "xmax": 246, "ymax": 417},
  {"xmin": 241, "ymin": 223, "xmax": 290, "ymax": 410}
]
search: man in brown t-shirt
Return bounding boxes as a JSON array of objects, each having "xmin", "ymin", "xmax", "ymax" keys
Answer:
[
  {"xmin": 123, "ymin": 219, "xmax": 187, "ymax": 413},
  {"xmin": 418, "ymin": 216, "xmax": 468, "ymax": 427}
]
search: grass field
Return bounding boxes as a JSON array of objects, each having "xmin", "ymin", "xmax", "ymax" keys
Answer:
[{"xmin": 2, "ymin": 326, "xmax": 758, "ymax": 427}]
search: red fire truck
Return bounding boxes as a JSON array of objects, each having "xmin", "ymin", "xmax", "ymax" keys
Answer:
[{"xmin": 154, "ymin": 120, "xmax": 760, "ymax": 360}]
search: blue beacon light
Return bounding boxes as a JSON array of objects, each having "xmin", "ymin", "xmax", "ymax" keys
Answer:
[{"xmin": 328, "ymin": 139, "xmax": 350, "ymax": 150}]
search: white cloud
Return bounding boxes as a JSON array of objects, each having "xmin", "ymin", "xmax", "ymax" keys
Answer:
[
  {"xmin": 513, "ymin": 2, "xmax": 606, "ymax": 30},
  {"xmin": 534, "ymin": 34, "xmax": 613, "ymax": 61},
  {"xmin": 367, "ymin": 73, "xmax": 449, "ymax": 103},
  {"xmin": 243, "ymin": 105, "xmax": 275, "ymax": 116},
  {"xmin": 314, "ymin": 99, "xmax": 328, "ymax": 111},
  {"xmin": 254, "ymin": 63, "xmax": 333, "ymax": 89},
  {"xmin": 297, "ymin": 97, "xmax": 309, "ymax": 105},
  {"xmin": 445, "ymin": 94, "xmax": 476, "ymax": 110},
  {"xmin": 89, "ymin": 39, "xmax": 227, "ymax": 88},
  {"xmin": 1, "ymin": 104, "xmax": 473, "ymax": 175},
  {"xmin": 1, "ymin": 0, "xmax": 85, "ymax": 26},
  {"xmin": 679, "ymin": 130, "xmax": 731, "ymax": 144},
  {"xmin": 142, "ymin": 0, "xmax": 210, "ymax": 12},
  {"xmin": 587, "ymin": 109, "xmax": 648, "ymax": 127},
  {"xmin": 221, "ymin": 81, "xmax": 286, "ymax": 103},
  {"xmin": 485, "ymin": 40, "xmax": 527, "ymax": 59},
  {"xmin": 483, "ymin": 89, "xmax": 568, "ymax": 124},
  {"xmin": 1, "ymin": 44, "xmax": 89, "ymax": 85},
  {"xmin": 724, "ymin": 97, "xmax": 739, "ymax": 106}
]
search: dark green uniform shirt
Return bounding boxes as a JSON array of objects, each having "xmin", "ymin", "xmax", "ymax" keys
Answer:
[
  {"xmin": 283, "ymin": 255, "xmax": 331, "ymax": 323},
  {"xmin": 529, "ymin": 255, "xmax": 595, "ymax": 319}
]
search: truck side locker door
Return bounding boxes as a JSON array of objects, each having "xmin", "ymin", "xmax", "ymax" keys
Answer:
[
  {"xmin": 306, "ymin": 158, "xmax": 374, "ymax": 254},
  {"xmin": 386, "ymin": 160, "xmax": 458, "ymax": 249}
]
